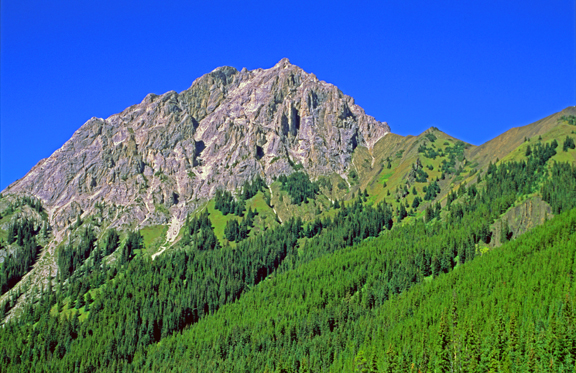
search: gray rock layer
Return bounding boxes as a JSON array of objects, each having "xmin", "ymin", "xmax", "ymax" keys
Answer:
[{"xmin": 4, "ymin": 58, "xmax": 390, "ymax": 231}]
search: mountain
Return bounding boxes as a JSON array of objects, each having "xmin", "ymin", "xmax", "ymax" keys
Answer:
[
  {"xmin": 0, "ymin": 60, "xmax": 575, "ymax": 372},
  {"xmin": 468, "ymin": 106, "xmax": 576, "ymax": 169},
  {"xmin": 3, "ymin": 58, "xmax": 389, "ymax": 236}
]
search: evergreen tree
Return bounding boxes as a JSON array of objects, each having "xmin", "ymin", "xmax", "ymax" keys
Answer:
[
  {"xmin": 354, "ymin": 350, "xmax": 369, "ymax": 373},
  {"xmin": 464, "ymin": 322, "xmax": 481, "ymax": 373},
  {"xmin": 75, "ymin": 291, "xmax": 85, "ymax": 309},
  {"xmin": 424, "ymin": 181, "xmax": 441, "ymax": 201},
  {"xmin": 384, "ymin": 344, "xmax": 398, "ymax": 373},
  {"xmin": 500, "ymin": 219, "xmax": 512, "ymax": 243},
  {"xmin": 562, "ymin": 136, "xmax": 575, "ymax": 151},
  {"xmin": 425, "ymin": 206, "xmax": 434, "ymax": 223},
  {"xmin": 120, "ymin": 231, "xmax": 142, "ymax": 265},
  {"xmin": 436, "ymin": 311, "xmax": 451, "ymax": 373},
  {"xmin": 368, "ymin": 350, "xmax": 379, "ymax": 373},
  {"xmin": 299, "ymin": 358, "xmax": 311, "ymax": 373},
  {"xmin": 506, "ymin": 313, "xmax": 520, "ymax": 371},
  {"xmin": 224, "ymin": 220, "xmax": 239, "ymax": 241},
  {"xmin": 334, "ymin": 199, "xmax": 340, "ymax": 209},
  {"xmin": 279, "ymin": 172, "xmax": 320, "ymax": 205},
  {"xmin": 451, "ymin": 292, "xmax": 460, "ymax": 373},
  {"xmin": 412, "ymin": 196, "xmax": 421, "ymax": 209},
  {"xmin": 397, "ymin": 204, "xmax": 407, "ymax": 221},
  {"xmin": 104, "ymin": 229, "xmax": 120, "ymax": 256}
]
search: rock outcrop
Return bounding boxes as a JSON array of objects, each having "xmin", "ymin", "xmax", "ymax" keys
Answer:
[{"xmin": 3, "ymin": 58, "xmax": 390, "ymax": 232}]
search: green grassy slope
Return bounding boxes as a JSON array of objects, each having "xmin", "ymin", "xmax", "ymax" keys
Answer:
[
  {"xmin": 139, "ymin": 225, "xmax": 167, "ymax": 254},
  {"xmin": 468, "ymin": 106, "xmax": 576, "ymax": 169}
]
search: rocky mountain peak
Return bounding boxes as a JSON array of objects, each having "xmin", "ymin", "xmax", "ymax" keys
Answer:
[
  {"xmin": 3, "ymin": 60, "xmax": 390, "ymax": 233},
  {"xmin": 274, "ymin": 57, "xmax": 292, "ymax": 68}
]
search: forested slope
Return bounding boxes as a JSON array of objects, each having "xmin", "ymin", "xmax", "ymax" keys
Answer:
[
  {"xmin": 0, "ymin": 114, "xmax": 575, "ymax": 372},
  {"xmin": 141, "ymin": 207, "xmax": 576, "ymax": 373},
  {"xmin": 131, "ymin": 158, "xmax": 576, "ymax": 373},
  {"xmin": 346, "ymin": 207, "xmax": 576, "ymax": 373}
]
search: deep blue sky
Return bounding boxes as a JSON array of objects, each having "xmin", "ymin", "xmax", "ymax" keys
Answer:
[{"xmin": 1, "ymin": 1, "xmax": 574, "ymax": 190}]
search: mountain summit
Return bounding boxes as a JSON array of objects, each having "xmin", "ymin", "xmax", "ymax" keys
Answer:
[{"xmin": 4, "ymin": 59, "xmax": 389, "ymax": 233}]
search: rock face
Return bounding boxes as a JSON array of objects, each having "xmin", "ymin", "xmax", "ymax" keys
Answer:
[{"xmin": 3, "ymin": 58, "xmax": 390, "ymax": 232}]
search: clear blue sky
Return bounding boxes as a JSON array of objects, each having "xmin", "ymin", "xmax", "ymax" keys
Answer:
[{"xmin": 1, "ymin": 1, "xmax": 574, "ymax": 190}]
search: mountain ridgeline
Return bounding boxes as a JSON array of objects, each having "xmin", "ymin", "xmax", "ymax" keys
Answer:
[{"xmin": 0, "ymin": 60, "xmax": 576, "ymax": 372}]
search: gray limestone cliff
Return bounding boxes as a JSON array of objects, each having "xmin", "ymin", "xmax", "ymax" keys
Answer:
[{"xmin": 3, "ymin": 58, "xmax": 390, "ymax": 233}]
